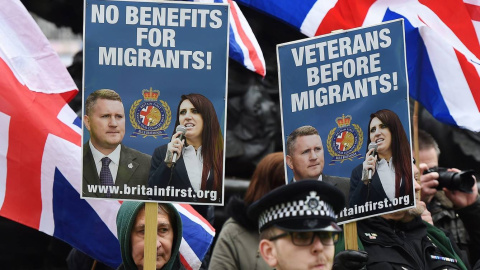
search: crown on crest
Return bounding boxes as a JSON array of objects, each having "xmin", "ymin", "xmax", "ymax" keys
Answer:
[
  {"xmin": 142, "ymin": 87, "xmax": 160, "ymax": 101},
  {"xmin": 336, "ymin": 114, "xmax": 352, "ymax": 127}
]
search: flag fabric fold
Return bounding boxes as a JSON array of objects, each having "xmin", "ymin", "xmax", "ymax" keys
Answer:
[
  {"xmin": 236, "ymin": 0, "xmax": 480, "ymax": 132},
  {"xmin": 194, "ymin": 0, "xmax": 266, "ymax": 77},
  {"xmin": 0, "ymin": 1, "xmax": 214, "ymax": 269},
  {"xmin": 176, "ymin": 204, "xmax": 216, "ymax": 270}
]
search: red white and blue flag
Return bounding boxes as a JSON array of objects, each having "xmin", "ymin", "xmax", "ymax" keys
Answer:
[
  {"xmin": 176, "ymin": 204, "xmax": 215, "ymax": 270},
  {"xmin": 194, "ymin": 0, "xmax": 266, "ymax": 77},
  {"xmin": 236, "ymin": 0, "xmax": 480, "ymax": 132},
  {"xmin": 0, "ymin": 1, "xmax": 214, "ymax": 269}
]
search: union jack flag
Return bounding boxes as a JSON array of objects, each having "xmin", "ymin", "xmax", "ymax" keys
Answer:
[
  {"xmin": 0, "ymin": 1, "xmax": 214, "ymax": 269},
  {"xmin": 194, "ymin": 0, "xmax": 266, "ymax": 77},
  {"xmin": 236, "ymin": 0, "xmax": 480, "ymax": 132}
]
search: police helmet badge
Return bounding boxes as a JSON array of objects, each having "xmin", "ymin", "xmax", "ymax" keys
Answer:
[
  {"xmin": 130, "ymin": 88, "xmax": 171, "ymax": 139},
  {"xmin": 305, "ymin": 191, "xmax": 321, "ymax": 210},
  {"xmin": 327, "ymin": 114, "xmax": 363, "ymax": 165}
]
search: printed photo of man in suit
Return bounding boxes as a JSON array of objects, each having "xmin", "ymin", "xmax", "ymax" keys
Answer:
[
  {"xmin": 286, "ymin": 125, "xmax": 350, "ymax": 207},
  {"xmin": 82, "ymin": 89, "xmax": 151, "ymax": 200}
]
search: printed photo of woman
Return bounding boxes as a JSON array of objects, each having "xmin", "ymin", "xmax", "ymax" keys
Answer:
[
  {"xmin": 148, "ymin": 93, "xmax": 223, "ymax": 204},
  {"xmin": 349, "ymin": 109, "xmax": 413, "ymax": 215}
]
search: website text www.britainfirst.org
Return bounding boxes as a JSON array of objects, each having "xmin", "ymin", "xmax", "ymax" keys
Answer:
[
  {"xmin": 339, "ymin": 195, "xmax": 410, "ymax": 218},
  {"xmin": 87, "ymin": 184, "xmax": 217, "ymax": 201}
]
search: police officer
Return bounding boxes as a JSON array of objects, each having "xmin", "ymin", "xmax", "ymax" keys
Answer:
[{"xmin": 248, "ymin": 180, "xmax": 367, "ymax": 270}]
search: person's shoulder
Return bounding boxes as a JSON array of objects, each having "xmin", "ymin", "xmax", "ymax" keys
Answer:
[
  {"xmin": 122, "ymin": 144, "xmax": 151, "ymax": 160},
  {"xmin": 424, "ymin": 220, "xmax": 452, "ymax": 244},
  {"xmin": 217, "ymin": 217, "xmax": 255, "ymax": 242},
  {"xmin": 83, "ymin": 142, "xmax": 91, "ymax": 156},
  {"xmin": 323, "ymin": 174, "xmax": 349, "ymax": 183},
  {"xmin": 151, "ymin": 143, "xmax": 169, "ymax": 155},
  {"xmin": 221, "ymin": 217, "xmax": 247, "ymax": 234},
  {"xmin": 324, "ymin": 174, "xmax": 349, "ymax": 180}
]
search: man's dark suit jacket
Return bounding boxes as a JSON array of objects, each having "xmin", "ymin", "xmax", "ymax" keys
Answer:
[
  {"xmin": 290, "ymin": 174, "xmax": 350, "ymax": 208},
  {"xmin": 323, "ymin": 174, "xmax": 351, "ymax": 208},
  {"xmin": 83, "ymin": 143, "xmax": 151, "ymax": 200}
]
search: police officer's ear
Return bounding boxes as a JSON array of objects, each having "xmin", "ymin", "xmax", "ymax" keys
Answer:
[{"xmin": 259, "ymin": 239, "xmax": 278, "ymax": 267}]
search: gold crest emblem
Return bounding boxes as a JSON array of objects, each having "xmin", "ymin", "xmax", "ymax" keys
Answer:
[
  {"xmin": 129, "ymin": 87, "xmax": 171, "ymax": 139},
  {"xmin": 327, "ymin": 114, "xmax": 363, "ymax": 164}
]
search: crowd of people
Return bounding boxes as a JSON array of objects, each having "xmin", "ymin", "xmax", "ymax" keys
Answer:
[
  {"xmin": 77, "ymin": 90, "xmax": 480, "ymax": 269},
  {"xmin": 6, "ymin": 2, "xmax": 479, "ymax": 269}
]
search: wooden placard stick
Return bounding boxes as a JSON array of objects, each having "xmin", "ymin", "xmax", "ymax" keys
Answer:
[
  {"xmin": 413, "ymin": 101, "xmax": 421, "ymax": 199},
  {"xmin": 144, "ymin": 202, "xmax": 158, "ymax": 270},
  {"xmin": 344, "ymin": 222, "xmax": 358, "ymax": 250}
]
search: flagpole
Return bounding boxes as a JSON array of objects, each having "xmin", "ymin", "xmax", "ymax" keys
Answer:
[
  {"xmin": 413, "ymin": 101, "xmax": 420, "ymax": 197},
  {"xmin": 90, "ymin": 260, "xmax": 97, "ymax": 270}
]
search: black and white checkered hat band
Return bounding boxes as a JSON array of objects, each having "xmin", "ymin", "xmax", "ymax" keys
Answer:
[{"xmin": 258, "ymin": 193, "xmax": 335, "ymax": 230}]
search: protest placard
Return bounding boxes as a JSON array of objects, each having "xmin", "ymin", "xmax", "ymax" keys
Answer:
[
  {"xmin": 278, "ymin": 19, "xmax": 414, "ymax": 222},
  {"xmin": 83, "ymin": 0, "xmax": 228, "ymax": 205}
]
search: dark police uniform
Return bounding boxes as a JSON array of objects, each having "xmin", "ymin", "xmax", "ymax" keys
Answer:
[{"xmin": 336, "ymin": 216, "xmax": 468, "ymax": 270}]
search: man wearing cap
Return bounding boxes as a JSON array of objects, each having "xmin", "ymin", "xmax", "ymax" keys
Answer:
[
  {"xmin": 248, "ymin": 180, "xmax": 367, "ymax": 270},
  {"xmin": 116, "ymin": 201, "xmax": 185, "ymax": 270},
  {"xmin": 286, "ymin": 126, "xmax": 350, "ymax": 205}
]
